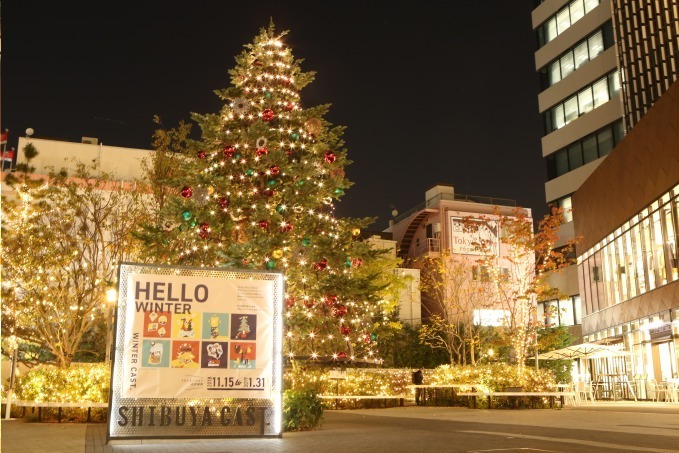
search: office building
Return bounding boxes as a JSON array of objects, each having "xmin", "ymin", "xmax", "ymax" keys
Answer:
[{"xmin": 531, "ymin": 0, "xmax": 679, "ymax": 342}]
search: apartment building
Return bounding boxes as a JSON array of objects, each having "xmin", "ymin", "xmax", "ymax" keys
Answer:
[{"xmin": 384, "ymin": 185, "xmax": 538, "ymax": 329}]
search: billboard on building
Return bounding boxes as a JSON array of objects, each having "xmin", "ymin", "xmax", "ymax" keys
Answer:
[
  {"xmin": 107, "ymin": 263, "xmax": 284, "ymax": 441},
  {"xmin": 449, "ymin": 215, "xmax": 499, "ymax": 256}
]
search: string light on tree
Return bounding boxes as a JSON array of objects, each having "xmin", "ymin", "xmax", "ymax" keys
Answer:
[{"xmin": 137, "ymin": 22, "xmax": 403, "ymax": 363}]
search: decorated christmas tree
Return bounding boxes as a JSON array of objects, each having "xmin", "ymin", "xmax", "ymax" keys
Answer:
[{"xmin": 138, "ymin": 23, "xmax": 403, "ymax": 362}]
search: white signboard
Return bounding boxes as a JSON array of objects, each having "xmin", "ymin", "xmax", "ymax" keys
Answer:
[
  {"xmin": 108, "ymin": 263, "xmax": 283, "ymax": 440},
  {"xmin": 449, "ymin": 215, "xmax": 499, "ymax": 256}
]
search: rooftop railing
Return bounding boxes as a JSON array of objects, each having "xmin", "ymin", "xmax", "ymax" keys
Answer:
[{"xmin": 394, "ymin": 193, "xmax": 516, "ymax": 223}]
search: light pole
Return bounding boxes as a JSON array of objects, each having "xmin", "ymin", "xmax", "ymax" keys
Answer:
[{"xmin": 105, "ymin": 287, "xmax": 118, "ymax": 366}]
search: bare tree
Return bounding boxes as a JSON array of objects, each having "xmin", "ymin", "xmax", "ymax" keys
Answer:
[
  {"xmin": 466, "ymin": 206, "xmax": 577, "ymax": 376},
  {"xmin": 417, "ymin": 250, "xmax": 496, "ymax": 365}
]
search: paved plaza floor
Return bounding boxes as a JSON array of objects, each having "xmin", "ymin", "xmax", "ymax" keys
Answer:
[{"xmin": 2, "ymin": 401, "xmax": 679, "ymax": 453}]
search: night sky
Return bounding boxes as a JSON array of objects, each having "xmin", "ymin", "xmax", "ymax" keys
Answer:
[{"xmin": 2, "ymin": 1, "xmax": 546, "ymax": 230}]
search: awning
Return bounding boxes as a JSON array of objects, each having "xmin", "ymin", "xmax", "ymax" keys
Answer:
[{"xmin": 537, "ymin": 342, "xmax": 634, "ymax": 360}]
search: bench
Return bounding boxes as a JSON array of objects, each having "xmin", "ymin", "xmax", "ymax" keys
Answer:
[
  {"xmin": 2, "ymin": 399, "xmax": 108, "ymax": 422},
  {"xmin": 405, "ymin": 384, "xmax": 480, "ymax": 406},
  {"xmin": 318, "ymin": 395, "xmax": 405, "ymax": 409},
  {"xmin": 456, "ymin": 391, "xmax": 576, "ymax": 409}
]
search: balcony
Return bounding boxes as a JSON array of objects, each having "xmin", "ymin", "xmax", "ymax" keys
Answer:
[{"xmin": 413, "ymin": 238, "xmax": 441, "ymax": 258}]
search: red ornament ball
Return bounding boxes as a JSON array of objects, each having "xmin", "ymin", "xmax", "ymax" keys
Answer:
[
  {"xmin": 324, "ymin": 151, "xmax": 336, "ymax": 163},
  {"xmin": 325, "ymin": 293, "xmax": 338, "ymax": 306},
  {"xmin": 180, "ymin": 186, "xmax": 193, "ymax": 198},
  {"xmin": 283, "ymin": 102, "xmax": 294, "ymax": 112},
  {"xmin": 340, "ymin": 325, "xmax": 351, "ymax": 336},
  {"xmin": 258, "ymin": 220, "xmax": 269, "ymax": 229},
  {"xmin": 262, "ymin": 109, "xmax": 275, "ymax": 121},
  {"xmin": 217, "ymin": 197, "xmax": 229, "ymax": 209},
  {"xmin": 200, "ymin": 222, "xmax": 210, "ymax": 232},
  {"xmin": 262, "ymin": 189, "xmax": 275, "ymax": 197},
  {"xmin": 197, "ymin": 150, "xmax": 207, "ymax": 159},
  {"xmin": 332, "ymin": 304, "xmax": 348, "ymax": 318},
  {"xmin": 285, "ymin": 297, "xmax": 296, "ymax": 309},
  {"xmin": 280, "ymin": 223, "xmax": 293, "ymax": 233},
  {"xmin": 223, "ymin": 145, "xmax": 235, "ymax": 158},
  {"xmin": 337, "ymin": 351, "xmax": 347, "ymax": 358},
  {"xmin": 269, "ymin": 165, "xmax": 280, "ymax": 176},
  {"xmin": 256, "ymin": 147, "xmax": 269, "ymax": 157},
  {"xmin": 352, "ymin": 258, "xmax": 363, "ymax": 268},
  {"xmin": 314, "ymin": 259, "xmax": 328, "ymax": 271}
]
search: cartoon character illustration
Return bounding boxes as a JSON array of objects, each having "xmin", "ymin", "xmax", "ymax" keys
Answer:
[
  {"xmin": 178, "ymin": 317, "xmax": 195, "ymax": 337},
  {"xmin": 206, "ymin": 343, "xmax": 223, "ymax": 367},
  {"xmin": 157, "ymin": 315, "xmax": 168, "ymax": 337},
  {"xmin": 148, "ymin": 341, "xmax": 163, "ymax": 365},
  {"xmin": 234, "ymin": 344, "xmax": 252, "ymax": 366},
  {"xmin": 176, "ymin": 343, "xmax": 195, "ymax": 365},
  {"xmin": 209, "ymin": 314, "xmax": 221, "ymax": 339}
]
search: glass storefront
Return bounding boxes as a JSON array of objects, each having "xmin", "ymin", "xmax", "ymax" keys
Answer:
[
  {"xmin": 579, "ymin": 184, "xmax": 679, "ymax": 397},
  {"xmin": 583, "ymin": 308, "xmax": 679, "ymax": 399}
]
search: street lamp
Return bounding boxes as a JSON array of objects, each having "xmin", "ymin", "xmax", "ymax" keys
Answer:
[{"xmin": 105, "ymin": 286, "xmax": 118, "ymax": 366}]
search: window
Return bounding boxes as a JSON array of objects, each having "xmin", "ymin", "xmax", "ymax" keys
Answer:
[
  {"xmin": 564, "ymin": 96, "xmax": 579, "ymax": 123},
  {"xmin": 592, "ymin": 78, "xmax": 610, "ymax": 107},
  {"xmin": 538, "ymin": 296, "xmax": 579, "ymax": 326},
  {"xmin": 545, "ymin": 120, "xmax": 624, "ymax": 181},
  {"xmin": 472, "ymin": 265, "xmax": 490, "ymax": 282},
  {"xmin": 541, "ymin": 26, "xmax": 611, "ymax": 88},
  {"xmin": 555, "ymin": 150, "xmax": 569, "ymax": 176},
  {"xmin": 560, "ymin": 53, "xmax": 575, "ymax": 79},
  {"xmin": 574, "ymin": 41, "xmax": 589, "ymax": 69},
  {"xmin": 597, "ymin": 128, "xmax": 614, "ymax": 156},
  {"xmin": 578, "ymin": 184, "xmax": 679, "ymax": 314},
  {"xmin": 556, "ymin": 196, "xmax": 573, "ymax": 223},
  {"xmin": 568, "ymin": 143, "xmax": 583, "ymax": 168},
  {"xmin": 588, "ymin": 31, "xmax": 604, "ymax": 58},
  {"xmin": 556, "ymin": 8, "xmax": 571, "ymax": 35},
  {"xmin": 582, "ymin": 135, "xmax": 598, "ymax": 163},
  {"xmin": 537, "ymin": 0, "xmax": 601, "ymax": 47},
  {"xmin": 545, "ymin": 71, "xmax": 618, "ymax": 133}
]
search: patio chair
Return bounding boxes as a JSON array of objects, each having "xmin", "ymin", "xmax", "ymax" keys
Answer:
[
  {"xmin": 649, "ymin": 379, "xmax": 668, "ymax": 402},
  {"xmin": 576, "ymin": 381, "xmax": 595, "ymax": 403},
  {"xmin": 663, "ymin": 380, "xmax": 678, "ymax": 403},
  {"xmin": 561, "ymin": 382, "xmax": 579, "ymax": 406}
]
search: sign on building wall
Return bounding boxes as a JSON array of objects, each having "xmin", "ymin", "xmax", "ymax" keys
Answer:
[
  {"xmin": 449, "ymin": 215, "xmax": 499, "ymax": 256},
  {"xmin": 107, "ymin": 263, "xmax": 284, "ymax": 441}
]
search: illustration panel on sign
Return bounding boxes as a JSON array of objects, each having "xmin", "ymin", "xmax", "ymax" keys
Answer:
[
  {"xmin": 230, "ymin": 313, "xmax": 257, "ymax": 340},
  {"xmin": 201, "ymin": 341, "xmax": 229, "ymax": 368},
  {"xmin": 171, "ymin": 341, "xmax": 200, "ymax": 368},
  {"xmin": 144, "ymin": 311, "xmax": 172, "ymax": 338},
  {"xmin": 202, "ymin": 312, "xmax": 229, "ymax": 340},
  {"xmin": 230, "ymin": 342, "xmax": 257, "ymax": 369},
  {"xmin": 142, "ymin": 339, "xmax": 170, "ymax": 367}
]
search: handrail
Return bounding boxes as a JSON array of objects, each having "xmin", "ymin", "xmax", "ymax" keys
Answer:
[{"xmin": 394, "ymin": 192, "xmax": 516, "ymax": 223}]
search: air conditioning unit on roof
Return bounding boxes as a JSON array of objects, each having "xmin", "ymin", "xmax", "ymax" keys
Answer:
[{"xmin": 81, "ymin": 137, "xmax": 99, "ymax": 145}]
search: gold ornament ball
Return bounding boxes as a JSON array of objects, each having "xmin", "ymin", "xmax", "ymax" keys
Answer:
[
  {"xmin": 351, "ymin": 228, "xmax": 361, "ymax": 236},
  {"xmin": 272, "ymin": 249, "xmax": 284, "ymax": 259}
]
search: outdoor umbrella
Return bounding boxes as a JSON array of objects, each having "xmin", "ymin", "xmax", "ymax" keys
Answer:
[{"xmin": 537, "ymin": 342, "xmax": 632, "ymax": 360}]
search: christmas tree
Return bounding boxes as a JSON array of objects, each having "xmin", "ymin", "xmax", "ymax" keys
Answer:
[{"xmin": 139, "ymin": 23, "xmax": 402, "ymax": 362}]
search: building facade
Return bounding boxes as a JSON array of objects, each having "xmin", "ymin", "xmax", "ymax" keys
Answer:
[
  {"xmin": 573, "ymin": 79, "xmax": 679, "ymax": 387},
  {"xmin": 531, "ymin": 0, "xmax": 679, "ymax": 341},
  {"xmin": 385, "ymin": 185, "xmax": 537, "ymax": 329}
]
